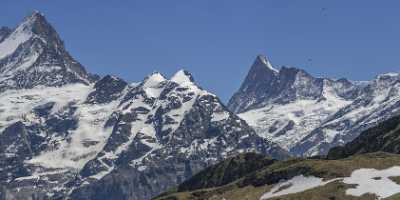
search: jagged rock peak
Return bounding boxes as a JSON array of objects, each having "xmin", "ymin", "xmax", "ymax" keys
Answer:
[
  {"xmin": 18, "ymin": 10, "xmax": 64, "ymax": 45},
  {"xmin": 245, "ymin": 54, "xmax": 280, "ymax": 84},
  {"xmin": 254, "ymin": 54, "xmax": 279, "ymax": 73},
  {"xmin": 0, "ymin": 10, "xmax": 96, "ymax": 91},
  {"xmin": 227, "ymin": 54, "xmax": 281, "ymax": 113},
  {"xmin": 14, "ymin": 10, "xmax": 51, "ymax": 38}
]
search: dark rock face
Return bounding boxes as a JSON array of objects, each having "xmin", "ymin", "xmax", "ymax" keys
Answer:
[
  {"xmin": 86, "ymin": 75, "xmax": 128, "ymax": 104},
  {"xmin": 327, "ymin": 115, "xmax": 400, "ymax": 159},
  {"xmin": 0, "ymin": 122, "xmax": 33, "ymax": 183},
  {"xmin": 228, "ymin": 55, "xmax": 280, "ymax": 113},
  {"xmin": 0, "ymin": 11, "xmax": 96, "ymax": 93},
  {"xmin": 228, "ymin": 56, "xmax": 315, "ymax": 113}
]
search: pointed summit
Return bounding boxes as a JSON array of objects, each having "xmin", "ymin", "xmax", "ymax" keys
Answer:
[
  {"xmin": 0, "ymin": 11, "xmax": 94, "ymax": 92},
  {"xmin": 17, "ymin": 10, "xmax": 48, "ymax": 34},
  {"xmin": 228, "ymin": 55, "xmax": 280, "ymax": 113},
  {"xmin": 171, "ymin": 69, "xmax": 195, "ymax": 84},
  {"xmin": 254, "ymin": 54, "xmax": 279, "ymax": 73},
  {"xmin": 0, "ymin": 10, "xmax": 58, "ymax": 60},
  {"xmin": 25, "ymin": 10, "xmax": 45, "ymax": 22},
  {"xmin": 18, "ymin": 10, "xmax": 63, "ymax": 44},
  {"xmin": 241, "ymin": 54, "xmax": 280, "ymax": 91},
  {"xmin": 139, "ymin": 72, "xmax": 167, "ymax": 98}
]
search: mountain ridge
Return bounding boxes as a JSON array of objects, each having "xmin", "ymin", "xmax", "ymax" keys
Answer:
[{"xmin": 229, "ymin": 55, "xmax": 400, "ymax": 156}]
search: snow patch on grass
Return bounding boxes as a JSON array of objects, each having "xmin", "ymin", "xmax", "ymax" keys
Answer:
[
  {"xmin": 343, "ymin": 166, "xmax": 400, "ymax": 199},
  {"xmin": 260, "ymin": 166, "xmax": 400, "ymax": 199},
  {"xmin": 260, "ymin": 175, "xmax": 339, "ymax": 199}
]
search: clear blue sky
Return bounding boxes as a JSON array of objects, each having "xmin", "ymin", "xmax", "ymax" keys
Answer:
[{"xmin": 1, "ymin": 1, "xmax": 400, "ymax": 102}]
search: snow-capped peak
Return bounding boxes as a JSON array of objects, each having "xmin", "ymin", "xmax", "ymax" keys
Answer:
[
  {"xmin": 171, "ymin": 69, "xmax": 195, "ymax": 84},
  {"xmin": 0, "ymin": 11, "xmax": 93, "ymax": 92},
  {"xmin": 256, "ymin": 54, "xmax": 279, "ymax": 73},
  {"xmin": 142, "ymin": 72, "xmax": 166, "ymax": 88}
]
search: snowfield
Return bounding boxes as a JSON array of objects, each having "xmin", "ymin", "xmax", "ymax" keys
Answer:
[
  {"xmin": 0, "ymin": 84, "xmax": 92, "ymax": 133},
  {"xmin": 260, "ymin": 175, "xmax": 339, "ymax": 199},
  {"xmin": 239, "ymin": 94, "xmax": 351, "ymax": 150},
  {"xmin": 0, "ymin": 83, "xmax": 123, "ymax": 170}
]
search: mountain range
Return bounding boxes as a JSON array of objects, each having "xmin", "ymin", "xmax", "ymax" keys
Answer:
[
  {"xmin": 0, "ymin": 12, "xmax": 286, "ymax": 200},
  {"xmin": 1, "ymin": 11, "xmax": 400, "ymax": 200}
]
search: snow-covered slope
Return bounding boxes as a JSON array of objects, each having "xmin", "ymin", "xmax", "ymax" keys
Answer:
[
  {"xmin": 0, "ymin": 81, "xmax": 119, "ymax": 184},
  {"xmin": 229, "ymin": 55, "xmax": 400, "ymax": 156},
  {"xmin": 0, "ymin": 70, "xmax": 287, "ymax": 200}
]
